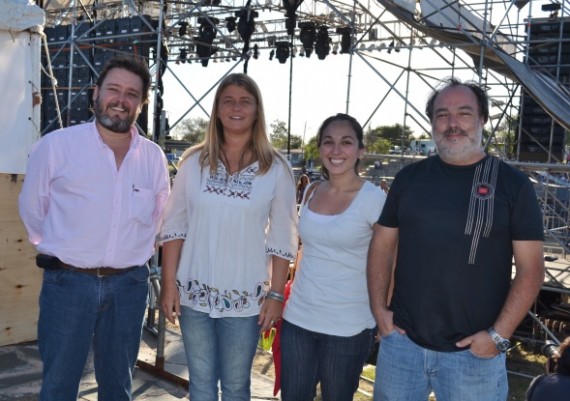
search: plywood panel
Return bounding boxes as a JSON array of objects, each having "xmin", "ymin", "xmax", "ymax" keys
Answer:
[{"xmin": 0, "ymin": 173, "xmax": 41, "ymax": 346}]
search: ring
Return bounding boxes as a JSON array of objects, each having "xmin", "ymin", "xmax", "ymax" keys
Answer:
[{"xmin": 270, "ymin": 320, "xmax": 275, "ymax": 325}]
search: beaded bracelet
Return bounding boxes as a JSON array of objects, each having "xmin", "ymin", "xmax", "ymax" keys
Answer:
[{"xmin": 266, "ymin": 290, "xmax": 285, "ymax": 303}]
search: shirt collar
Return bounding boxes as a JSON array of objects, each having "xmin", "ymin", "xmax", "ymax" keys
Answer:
[{"xmin": 91, "ymin": 120, "xmax": 140, "ymax": 150}]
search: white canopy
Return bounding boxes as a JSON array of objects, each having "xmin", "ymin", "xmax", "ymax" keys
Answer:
[
  {"xmin": 0, "ymin": 0, "xmax": 44, "ymax": 174},
  {"xmin": 0, "ymin": 0, "xmax": 45, "ymax": 32}
]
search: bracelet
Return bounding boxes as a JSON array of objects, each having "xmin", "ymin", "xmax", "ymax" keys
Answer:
[{"xmin": 266, "ymin": 290, "xmax": 285, "ymax": 303}]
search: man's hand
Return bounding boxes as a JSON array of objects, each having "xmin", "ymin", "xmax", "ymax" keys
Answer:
[{"xmin": 456, "ymin": 330, "xmax": 498, "ymax": 357}]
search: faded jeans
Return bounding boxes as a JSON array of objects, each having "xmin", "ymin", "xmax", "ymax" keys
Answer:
[
  {"xmin": 374, "ymin": 330, "xmax": 508, "ymax": 401},
  {"xmin": 178, "ymin": 306, "xmax": 260, "ymax": 401}
]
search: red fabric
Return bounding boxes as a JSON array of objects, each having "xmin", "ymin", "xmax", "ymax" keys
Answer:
[{"xmin": 271, "ymin": 280, "xmax": 292, "ymax": 396}]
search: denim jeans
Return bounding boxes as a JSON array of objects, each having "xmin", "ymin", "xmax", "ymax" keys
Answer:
[
  {"xmin": 374, "ymin": 331, "xmax": 508, "ymax": 401},
  {"xmin": 38, "ymin": 265, "xmax": 149, "ymax": 401},
  {"xmin": 178, "ymin": 306, "xmax": 260, "ymax": 401},
  {"xmin": 280, "ymin": 319, "xmax": 375, "ymax": 401}
]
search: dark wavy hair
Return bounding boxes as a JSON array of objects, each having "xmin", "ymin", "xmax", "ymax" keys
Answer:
[
  {"xmin": 316, "ymin": 113, "xmax": 365, "ymax": 180},
  {"xmin": 425, "ymin": 77, "xmax": 489, "ymax": 124},
  {"xmin": 96, "ymin": 56, "xmax": 151, "ymax": 104},
  {"xmin": 555, "ymin": 336, "xmax": 570, "ymax": 375}
]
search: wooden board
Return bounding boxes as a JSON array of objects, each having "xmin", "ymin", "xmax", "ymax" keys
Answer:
[{"xmin": 0, "ymin": 173, "xmax": 41, "ymax": 346}]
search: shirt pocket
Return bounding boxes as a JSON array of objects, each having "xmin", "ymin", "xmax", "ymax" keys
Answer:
[{"xmin": 129, "ymin": 187, "xmax": 155, "ymax": 226}]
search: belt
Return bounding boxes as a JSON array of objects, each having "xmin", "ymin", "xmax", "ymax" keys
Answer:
[{"xmin": 57, "ymin": 260, "xmax": 139, "ymax": 277}]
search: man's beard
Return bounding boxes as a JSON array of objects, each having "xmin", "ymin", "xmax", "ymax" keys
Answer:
[
  {"xmin": 435, "ymin": 127, "xmax": 482, "ymax": 159},
  {"xmin": 93, "ymin": 97, "xmax": 137, "ymax": 133}
]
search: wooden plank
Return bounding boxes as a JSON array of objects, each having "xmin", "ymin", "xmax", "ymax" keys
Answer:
[{"xmin": 0, "ymin": 173, "xmax": 41, "ymax": 346}]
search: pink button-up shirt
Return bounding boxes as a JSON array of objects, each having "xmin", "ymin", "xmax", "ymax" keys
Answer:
[{"xmin": 19, "ymin": 121, "xmax": 170, "ymax": 268}]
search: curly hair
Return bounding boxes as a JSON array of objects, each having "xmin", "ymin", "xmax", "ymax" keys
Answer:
[{"xmin": 555, "ymin": 336, "xmax": 570, "ymax": 375}]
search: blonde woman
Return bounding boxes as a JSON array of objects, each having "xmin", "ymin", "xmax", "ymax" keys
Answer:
[{"xmin": 159, "ymin": 73, "xmax": 297, "ymax": 400}]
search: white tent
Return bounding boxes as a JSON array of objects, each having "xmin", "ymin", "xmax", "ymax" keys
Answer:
[{"xmin": 0, "ymin": 0, "xmax": 44, "ymax": 174}]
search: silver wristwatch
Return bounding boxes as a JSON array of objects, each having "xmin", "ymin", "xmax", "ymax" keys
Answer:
[{"xmin": 487, "ymin": 327, "xmax": 511, "ymax": 352}]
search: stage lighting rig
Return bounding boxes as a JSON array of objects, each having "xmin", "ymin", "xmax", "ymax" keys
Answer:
[
  {"xmin": 299, "ymin": 21, "xmax": 316, "ymax": 58},
  {"xmin": 315, "ymin": 26, "xmax": 331, "ymax": 60}
]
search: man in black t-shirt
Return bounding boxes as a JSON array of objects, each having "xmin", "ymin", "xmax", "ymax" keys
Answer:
[{"xmin": 367, "ymin": 78, "xmax": 545, "ymax": 401}]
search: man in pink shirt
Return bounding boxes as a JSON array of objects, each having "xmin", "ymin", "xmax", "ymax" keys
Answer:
[{"xmin": 18, "ymin": 57, "xmax": 170, "ymax": 401}]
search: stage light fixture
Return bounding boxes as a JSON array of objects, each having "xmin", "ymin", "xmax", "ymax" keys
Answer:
[
  {"xmin": 179, "ymin": 48, "xmax": 187, "ymax": 63},
  {"xmin": 336, "ymin": 27, "xmax": 352, "ymax": 54},
  {"xmin": 178, "ymin": 21, "xmax": 189, "ymax": 37},
  {"xmin": 225, "ymin": 17, "xmax": 236, "ymax": 33},
  {"xmin": 315, "ymin": 26, "xmax": 331, "ymax": 60},
  {"xmin": 332, "ymin": 43, "xmax": 339, "ymax": 55},
  {"xmin": 196, "ymin": 17, "xmax": 219, "ymax": 67},
  {"xmin": 283, "ymin": 0, "xmax": 304, "ymax": 35},
  {"xmin": 269, "ymin": 49, "xmax": 275, "ymax": 60},
  {"xmin": 275, "ymin": 41, "xmax": 290, "ymax": 63},
  {"xmin": 253, "ymin": 44, "xmax": 259, "ymax": 59},
  {"xmin": 387, "ymin": 39, "xmax": 395, "ymax": 54},
  {"xmin": 542, "ymin": 2, "xmax": 561, "ymax": 11},
  {"xmin": 238, "ymin": 9, "xmax": 257, "ymax": 40},
  {"xmin": 298, "ymin": 21, "xmax": 316, "ymax": 58}
]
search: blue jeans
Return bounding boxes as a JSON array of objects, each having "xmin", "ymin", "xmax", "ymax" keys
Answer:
[
  {"xmin": 38, "ymin": 265, "xmax": 149, "ymax": 401},
  {"xmin": 178, "ymin": 306, "xmax": 260, "ymax": 401},
  {"xmin": 374, "ymin": 331, "xmax": 508, "ymax": 401},
  {"xmin": 280, "ymin": 319, "xmax": 375, "ymax": 401}
]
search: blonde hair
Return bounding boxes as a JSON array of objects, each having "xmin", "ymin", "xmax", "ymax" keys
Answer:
[{"xmin": 181, "ymin": 73, "xmax": 285, "ymax": 175}]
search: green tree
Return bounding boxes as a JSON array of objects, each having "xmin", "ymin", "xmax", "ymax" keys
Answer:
[
  {"xmin": 171, "ymin": 117, "xmax": 208, "ymax": 145},
  {"xmin": 269, "ymin": 119, "xmax": 302, "ymax": 150},
  {"xmin": 365, "ymin": 124, "xmax": 414, "ymax": 150},
  {"xmin": 367, "ymin": 138, "xmax": 391, "ymax": 154},
  {"xmin": 303, "ymin": 136, "xmax": 319, "ymax": 166}
]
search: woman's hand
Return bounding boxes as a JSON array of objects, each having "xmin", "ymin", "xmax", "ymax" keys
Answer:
[
  {"xmin": 160, "ymin": 280, "xmax": 181, "ymax": 324},
  {"xmin": 258, "ymin": 297, "xmax": 283, "ymax": 333}
]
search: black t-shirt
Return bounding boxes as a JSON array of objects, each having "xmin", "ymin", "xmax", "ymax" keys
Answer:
[{"xmin": 378, "ymin": 155, "xmax": 544, "ymax": 351}]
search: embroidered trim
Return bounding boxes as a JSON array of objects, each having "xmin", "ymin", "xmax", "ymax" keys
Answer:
[
  {"xmin": 267, "ymin": 247, "xmax": 295, "ymax": 260},
  {"xmin": 178, "ymin": 279, "xmax": 270, "ymax": 313},
  {"xmin": 203, "ymin": 162, "xmax": 258, "ymax": 199},
  {"xmin": 157, "ymin": 232, "xmax": 187, "ymax": 242}
]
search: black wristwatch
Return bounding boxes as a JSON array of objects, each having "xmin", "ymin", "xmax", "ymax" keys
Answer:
[{"xmin": 487, "ymin": 327, "xmax": 511, "ymax": 352}]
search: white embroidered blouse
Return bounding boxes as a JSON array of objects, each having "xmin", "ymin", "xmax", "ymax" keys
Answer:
[{"xmin": 159, "ymin": 151, "xmax": 298, "ymax": 317}]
